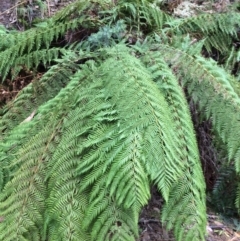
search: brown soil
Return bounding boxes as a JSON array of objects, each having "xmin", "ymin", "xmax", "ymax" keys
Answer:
[
  {"xmin": 0, "ymin": 0, "xmax": 73, "ymax": 29},
  {"xmin": 139, "ymin": 188, "xmax": 240, "ymax": 241},
  {"xmin": 0, "ymin": 0, "xmax": 13, "ymax": 27}
]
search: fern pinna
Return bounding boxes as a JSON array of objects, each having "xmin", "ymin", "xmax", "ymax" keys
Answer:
[{"xmin": 0, "ymin": 0, "xmax": 240, "ymax": 241}]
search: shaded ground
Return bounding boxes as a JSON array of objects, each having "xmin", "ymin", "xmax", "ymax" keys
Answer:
[
  {"xmin": 0, "ymin": 0, "xmax": 73, "ymax": 29},
  {"xmin": 138, "ymin": 188, "xmax": 175, "ymax": 241},
  {"xmin": 0, "ymin": 0, "xmax": 13, "ymax": 28},
  {"xmin": 139, "ymin": 188, "xmax": 240, "ymax": 241}
]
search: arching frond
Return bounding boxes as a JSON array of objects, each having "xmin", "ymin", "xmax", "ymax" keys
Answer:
[
  {"xmin": 159, "ymin": 43, "xmax": 240, "ymax": 211},
  {"xmin": 165, "ymin": 12, "xmax": 240, "ymax": 53},
  {"xmin": 142, "ymin": 50, "xmax": 206, "ymax": 240},
  {"xmin": 0, "ymin": 53, "xmax": 79, "ymax": 136}
]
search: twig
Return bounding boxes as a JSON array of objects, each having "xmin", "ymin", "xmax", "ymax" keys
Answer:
[
  {"xmin": 209, "ymin": 225, "xmax": 226, "ymax": 230},
  {"xmin": 46, "ymin": 0, "xmax": 51, "ymax": 17},
  {"xmin": 207, "ymin": 214, "xmax": 219, "ymax": 219},
  {"xmin": 138, "ymin": 218, "xmax": 160, "ymax": 224},
  {"xmin": 0, "ymin": 0, "xmax": 28, "ymax": 17},
  {"xmin": 21, "ymin": 109, "xmax": 36, "ymax": 124}
]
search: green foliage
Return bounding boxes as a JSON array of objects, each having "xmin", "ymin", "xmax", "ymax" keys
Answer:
[
  {"xmin": 212, "ymin": 165, "xmax": 238, "ymax": 216},
  {"xmin": 163, "ymin": 12, "xmax": 240, "ymax": 53},
  {"xmin": 0, "ymin": 1, "xmax": 240, "ymax": 241},
  {"xmin": 86, "ymin": 20, "xmax": 126, "ymax": 47}
]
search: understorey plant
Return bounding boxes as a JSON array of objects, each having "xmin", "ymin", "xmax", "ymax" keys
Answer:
[{"xmin": 0, "ymin": 0, "xmax": 240, "ymax": 240}]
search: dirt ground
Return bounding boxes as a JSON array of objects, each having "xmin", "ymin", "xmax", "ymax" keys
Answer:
[
  {"xmin": 0, "ymin": 0, "xmax": 73, "ymax": 29},
  {"xmin": 139, "ymin": 188, "xmax": 240, "ymax": 241},
  {"xmin": 1, "ymin": 1, "xmax": 240, "ymax": 240}
]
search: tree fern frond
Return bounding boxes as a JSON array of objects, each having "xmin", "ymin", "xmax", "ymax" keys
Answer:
[
  {"xmin": 0, "ymin": 62, "xmax": 92, "ymax": 238},
  {"xmin": 0, "ymin": 58, "xmax": 93, "ymax": 196},
  {"xmin": 161, "ymin": 165, "xmax": 206, "ymax": 241},
  {"xmin": 159, "ymin": 44, "xmax": 240, "ymax": 153},
  {"xmin": 0, "ymin": 125, "xmax": 54, "ymax": 240},
  {"xmin": 11, "ymin": 48, "xmax": 62, "ymax": 79},
  {"xmin": 165, "ymin": 12, "xmax": 240, "ymax": 53},
  {"xmin": 147, "ymin": 2, "xmax": 172, "ymax": 30},
  {"xmin": 0, "ymin": 62, "xmax": 76, "ymax": 190},
  {"xmin": 104, "ymin": 0, "xmax": 171, "ymax": 32},
  {"xmin": 224, "ymin": 47, "xmax": 240, "ymax": 80},
  {"xmin": 0, "ymin": 27, "xmax": 18, "ymax": 52},
  {"xmin": 48, "ymin": 45, "xmax": 187, "ymax": 239},
  {"xmin": 99, "ymin": 45, "xmax": 183, "ymax": 200},
  {"xmin": 2, "ymin": 3, "xmax": 240, "ymax": 239},
  {"xmin": 46, "ymin": 152, "xmax": 90, "ymax": 241},
  {"xmin": 41, "ymin": 59, "xmax": 140, "ymax": 240},
  {"xmin": 51, "ymin": 0, "xmax": 91, "ymax": 22},
  {"xmin": 235, "ymin": 179, "xmax": 240, "ymax": 213},
  {"xmin": 141, "ymin": 50, "xmax": 206, "ymax": 240},
  {"xmin": 0, "ymin": 15, "xmax": 95, "ymax": 81},
  {"xmin": 212, "ymin": 165, "xmax": 237, "ymax": 215},
  {"xmin": 158, "ymin": 43, "xmax": 240, "ymax": 211},
  {"xmin": 84, "ymin": 189, "xmax": 138, "ymax": 241},
  {"xmin": 0, "ymin": 55, "xmax": 79, "ymax": 136}
]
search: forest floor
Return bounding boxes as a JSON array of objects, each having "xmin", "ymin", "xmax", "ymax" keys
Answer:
[
  {"xmin": 139, "ymin": 187, "xmax": 240, "ymax": 241},
  {"xmin": 1, "ymin": 1, "xmax": 240, "ymax": 240}
]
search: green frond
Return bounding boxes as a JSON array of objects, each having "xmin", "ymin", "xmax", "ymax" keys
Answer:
[
  {"xmin": 100, "ymin": 45, "xmax": 183, "ymax": 201},
  {"xmin": 37, "ymin": 45, "xmax": 186, "ymax": 240},
  {"xmin": 161, "ymin": 165, "xmax": 206, "ymax": 241},
  {"xmin": 159, "ymin": 44, "xmax": 240, "ymax": 156},
  {"xmin": 165, "ymin": 12, "xmax": 240, "ymax": 53},
  {"xmin": 235, "ymin": 180, "xmax": 240, "ymax": 212},
  {"xmin": 0, "ymin": 26, "xmax": 18, "ymax": 51},
  {"xmin": 44, "ymin": 58, "xmax": 142, "ymax": 240},
  {"xmin": 84, "ymin": 190, "xmax": 138, "ymax": 241},
  {"xmin": 159, "ymin": 43, "xmax": 240, "ymax": 210},
  {"xmin": 0, "ymin": 58, "xmax": 90, "ymax": 192},
  {"xmin": 46, "ymin": 148, "xmax": 90, "ymax": 240},
  {"xmin": 141, "ymin": 50, "xmax": 206, "ymax": 240},
  {"xmin": 0, "ymin": 61, "xmax": 96, "ymax": 240},
  {"xmin": 51, "ymin": 0, "xmax": 91, "ymax": 22},
  {"xmin": 11, "ymin": 48, "xmax": 62, "ymax": 79},
  {"xmin": 212, "ymin": 166, "xmax": 237, "ymax": 215},
  {"xmin": 224, "ymin": 47, "xmax": 240, "ymax": 80},
  {"xmin": 0, "ymin": 55, "xmax": 79, "ymax": 135},
  {"xmin": 0, "ymin": 59, "xmax": 79, "ymax": 191},
  {"xmin": 0, "ymin": 126, "xmax": 50, "ymax": 240},
  {"xmin": 0, "ymin": 2, "xmax": 97, "ymax": 81},
  {"xmin": 104, "ymin": 0, "xmax": 171, "ymax": 32}
]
